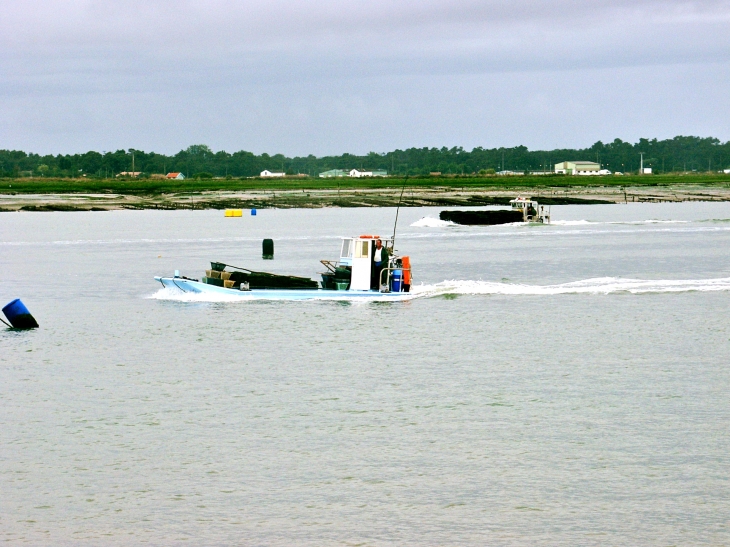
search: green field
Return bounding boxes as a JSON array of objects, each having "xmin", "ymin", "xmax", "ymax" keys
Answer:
[{"xmin": 2, "ymin": 173, "xmax": 730, "ymax": 196}]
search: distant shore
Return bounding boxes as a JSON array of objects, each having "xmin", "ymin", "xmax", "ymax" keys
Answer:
[{"xmin": 1, "ymin": 174, "xmax": 729, "ymax": 211}]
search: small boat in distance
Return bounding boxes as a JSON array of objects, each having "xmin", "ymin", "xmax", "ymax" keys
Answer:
[
  {"xmin": 155, "ymin": 235, "xmax": 413, "ymax": 301},
  {"xmin": 440, "ymin": 196, "xmax": 550, "ymax": 225}
]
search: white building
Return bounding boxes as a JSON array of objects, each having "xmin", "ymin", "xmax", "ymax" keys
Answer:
[
  {"xmin": 260, "ymin": 170, "xmax": 285, "ymax": 177},
  {"xmin": 555, "ymin": 161, "xmax": 601, "ymax": 175},
  {"xmin": 642, "ymin": 168, "xmax": 652, "ymax": 174},
  {"xmin": 347, "ymin": 169, "xmax": 388, "ymax": 177},
  {"xmin": 349, "ymin": 169, "xmax": 373, "ymax": 178},
  {"xmin": 497, "ymin": 170, "xmax": 525, "ymax": 176},
  {"xmin": 319, "ymin": 169, "xmax": 348, "ymax": 178},
  {"xmin": 165, "ymin": 172, "xmax": 185, "ymax": 180}
]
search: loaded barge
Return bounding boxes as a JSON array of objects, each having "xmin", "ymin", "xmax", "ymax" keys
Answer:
[
  {"xmin": 440, "ymin": 196, "xmax": 551, "ymax": 225},
  {"xmin": 155, "ymin": 235, "xmax": 413, "ymax": 301}
]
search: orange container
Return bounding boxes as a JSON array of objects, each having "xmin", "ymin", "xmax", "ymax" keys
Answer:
[{"xmin": 402, "ymin": 256, "xmax": 411, "ymax": 284}]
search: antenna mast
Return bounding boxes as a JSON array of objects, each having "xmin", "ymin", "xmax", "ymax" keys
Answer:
[{"xmin": 391, "ymin": 176, "xmax": 408, "ymax": 249}]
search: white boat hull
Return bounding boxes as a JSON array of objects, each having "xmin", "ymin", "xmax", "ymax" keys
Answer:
[{"xmin": 154, "ymin": 277, "xmax": 410, "ymax": 301}]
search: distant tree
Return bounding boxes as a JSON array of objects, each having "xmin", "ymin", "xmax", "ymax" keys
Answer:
[
  {"xmin": 186, "ymin": 144, "xmax": 212, "ymax": 156},
  {"xmin": 1, "ymin": 136, "xmax": 729, "ymax": 181}
]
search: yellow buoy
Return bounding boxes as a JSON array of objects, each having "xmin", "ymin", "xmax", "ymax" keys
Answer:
[{"xmin": 224, "ymin": 209, "xmax": 243, "ymax": 217}]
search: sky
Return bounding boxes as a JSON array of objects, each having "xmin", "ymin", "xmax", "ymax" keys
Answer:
[{"xmin": 1, "ymin": 0, "xmax": 729, "ymax": 156}]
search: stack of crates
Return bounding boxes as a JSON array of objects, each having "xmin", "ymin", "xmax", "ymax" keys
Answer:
[{"xmin": 202, "ymin": 262, "xmax": 237, "ymax": 288}]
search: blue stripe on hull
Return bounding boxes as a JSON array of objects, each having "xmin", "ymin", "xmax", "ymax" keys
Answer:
[{"xmin": 154, "ymin": 277, "xmax": 408, "ymax": 300}]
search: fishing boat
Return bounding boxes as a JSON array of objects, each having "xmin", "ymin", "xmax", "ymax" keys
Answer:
[
  {"xmin": 439, "ymin": 196, "xmax": 550, "ymax": 225},
  {"xmin": 154, "ymin": 235, "xmax": 413, "ymax": 301}
]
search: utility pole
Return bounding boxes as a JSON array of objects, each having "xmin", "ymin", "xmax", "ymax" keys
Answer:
[{"xmin": 640, "ymin": 152, "xmax": 644, "ymax": 175}]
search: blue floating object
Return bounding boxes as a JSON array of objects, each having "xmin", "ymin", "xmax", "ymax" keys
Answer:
[
  {"xmin": 2, "ymin": 299, "xmax": 39, "ymax": 329},
  {"xmin": 251, "ymin": 208, "xmax": 257, "ymax": 216}
]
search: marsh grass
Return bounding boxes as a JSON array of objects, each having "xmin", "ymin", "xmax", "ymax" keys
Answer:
[{"xmin": 1, "ymin": 173, "xmax": 729, "ymax": 196}]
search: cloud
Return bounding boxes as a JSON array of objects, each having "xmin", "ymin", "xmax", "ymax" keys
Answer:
[
  {"xmin": 5, "ymin": 1, "xmax": 730, "ymax": 69},
  {"xmin": 1, "ymin": 0, "xmax": 729, "ymax": 154}
]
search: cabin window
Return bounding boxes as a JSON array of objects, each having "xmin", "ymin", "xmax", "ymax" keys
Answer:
[
  {"xmin": 355, "ymin": 240, "xmax": 369, "ymax": 258},
  {"xmin": 341, "ymin": 239, "xmax": 353, "ymax": 258}
]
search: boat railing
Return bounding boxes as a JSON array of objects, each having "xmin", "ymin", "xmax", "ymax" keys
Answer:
[{"xmin": 379, "ymin": 266, "xmax": 412, "ymax": 293}]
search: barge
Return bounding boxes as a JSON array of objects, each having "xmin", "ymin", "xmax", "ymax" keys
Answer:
[{"xmin": 440, "ymin": 196, "xmax": 551, "ymax": 225}]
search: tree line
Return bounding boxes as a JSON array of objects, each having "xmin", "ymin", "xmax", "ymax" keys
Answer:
[{"xmin": 1, "ymin": 136, "xmax": 728, "ymax": 179}]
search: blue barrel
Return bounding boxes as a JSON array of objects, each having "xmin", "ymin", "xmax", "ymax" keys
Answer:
[
  {"xmin": 392, "ymin": 269, "xmax": 403, "ymax": 292},
  {"xmin": 2, "ymin": 299, "xmax": 39, "ymax": 329},
  {"xmin": 251, "ymin": 208, "xmax": 257, "ymax": 216}
]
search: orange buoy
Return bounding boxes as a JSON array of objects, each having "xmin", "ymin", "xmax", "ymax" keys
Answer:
[{"xmin": 402, "ymin": 256, "xmax": 411, "ymax": 284}]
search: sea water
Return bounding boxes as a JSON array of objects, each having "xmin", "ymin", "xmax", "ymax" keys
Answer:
[{"xmin": 1, "ymin": 203, "xmax": 729, "ymax": 545}]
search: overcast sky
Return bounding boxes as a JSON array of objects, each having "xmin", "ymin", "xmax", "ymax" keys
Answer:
[{"xmin": 1, "ymin": 0, "xmax": 729, "ymax": 156}]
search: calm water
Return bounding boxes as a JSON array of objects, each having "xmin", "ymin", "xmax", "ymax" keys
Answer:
[{"xmin": 2, "ymin": 203, "xmax": 730, "ymax": 545}]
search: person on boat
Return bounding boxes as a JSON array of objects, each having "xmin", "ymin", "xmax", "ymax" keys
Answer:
[{"xmin": 371, "ymin": 238, "xmax": 389, "ymax": 289}]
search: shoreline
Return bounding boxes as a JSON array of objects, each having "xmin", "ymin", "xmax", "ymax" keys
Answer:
[{"xmin": 2, "ymin": 183, "xmax": 730, "ymax": 211}]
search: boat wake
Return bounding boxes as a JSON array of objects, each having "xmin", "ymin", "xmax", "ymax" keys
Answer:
[
  {"xmin": 410, "ymin": 217, "xmax": 694, "ymax": 229},
  {"xmin": 148, "ymin": 287, "xmax": 257, "ymax": 302},
  {"xmin": 551, "ymin": 219, "xmax": 690, "ymax": 226},
  {"xmin": 148, "ymin": 276, "xmax": 730, "ymax": 303},
  {"xmin": 411, "ymin": 276, "xmax": 730, "ymax": 296},
  {"xmin": 410, "ymin": 216, "xmax": 456, "ymax": 227}
]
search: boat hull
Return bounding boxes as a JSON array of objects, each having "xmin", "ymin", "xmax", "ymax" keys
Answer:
[{"xmin": 154, "ymin": 277, "xmax": 410, "ymax": 300}]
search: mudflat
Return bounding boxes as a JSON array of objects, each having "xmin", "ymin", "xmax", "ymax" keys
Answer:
[{"xmin": 2, "ymin": 175, "xmax": 730, "ymax": 211}]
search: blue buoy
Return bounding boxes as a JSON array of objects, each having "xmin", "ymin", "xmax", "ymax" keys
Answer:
[
  {"xmin": 2, "ymin": 299, "xmax": 39, "ymax": 329},
  {"xmin": 251, "ymin": 208, "xmax": 257, "ymax": 216}
]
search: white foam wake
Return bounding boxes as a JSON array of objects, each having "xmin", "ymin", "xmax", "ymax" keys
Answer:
[
  {"xmin": 410, "ymin": 276, "xmax": 730, "ymax": 296},
  {"xmin": 148, "ymin": 287, "xmax": 257, "ymax": 302},
  {"xmin": 147, "ymin": 276, "xmax": 730, "ymax": 303},
  {"xmin": 410, "ymin": 216, "xmax": 456, "ymax": 227},
  {"xmin": 550, "ymin": 219, "xmax": 690, "ymax": 226},
  {"xmin": 410, "ymin": 218, "xmax": 692, "ymax": 229},
  {"xmin": 615, "ymin": 219, "xmax": 689, "ymax": 225},
  {"xmin": 549, "ymin": 220, "xmax": 593, "ymax": 226}
]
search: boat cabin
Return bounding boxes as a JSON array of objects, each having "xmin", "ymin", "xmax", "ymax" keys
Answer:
[
  {"xmin": 321, "ymin": 235, "xmax": 411, "ymax": 293},
  {"xmin": 509, "ymin": 196, "xmax": 550, "ymax": 223},
  {"xmin": 339, "ymin": 235, "xmax": 392, "ymax": 290}
]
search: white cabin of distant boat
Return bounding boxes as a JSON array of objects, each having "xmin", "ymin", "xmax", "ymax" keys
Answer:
[{"xmin": 510, "ymin": 196, "xmax": 550, "ymax": 223}]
